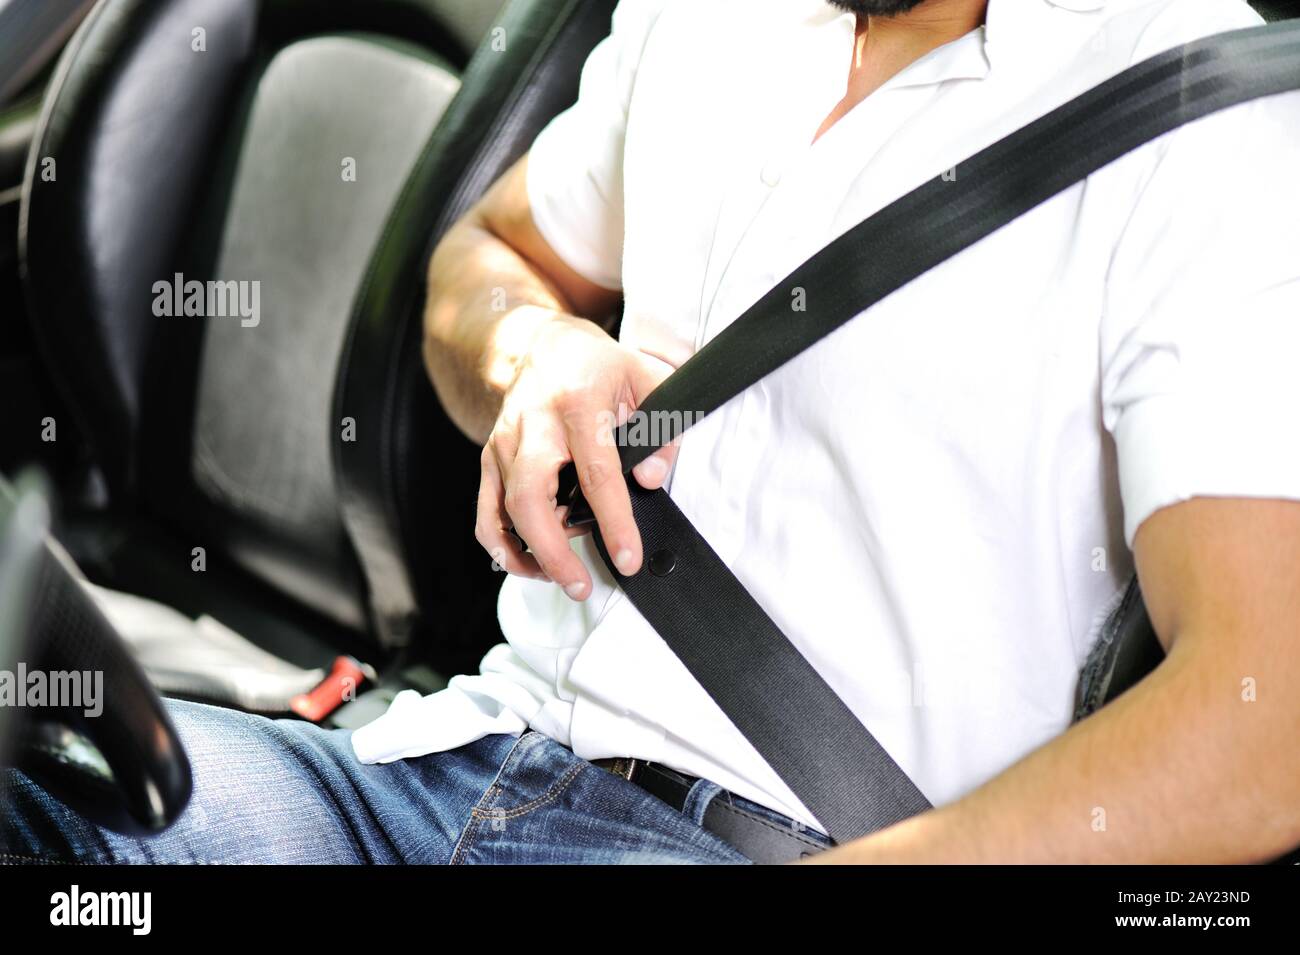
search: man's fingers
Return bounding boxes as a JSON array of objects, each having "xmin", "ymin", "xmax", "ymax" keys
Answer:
[
  {"xmin": 478, "ymin": 344, "xmax": 681, "ymax": 595},
  {"xmin": 631, "ymin": 441, "xmax": 678, "ymax": 490},
  {"xmin": 624, "ymin": 352, "xmax": 682, "ymax": 491},
  {"xmin": 563, "ymin": 400, "xmax": 642, "ymax": 577},
  {"xmin": 504, "ymin": 427, "xmax": 592, "ymax": 599},
  {"xmin": 476, "ymin": 445, "xmax": 546, "ymax": 580}
]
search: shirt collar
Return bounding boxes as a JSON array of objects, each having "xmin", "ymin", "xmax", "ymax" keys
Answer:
[{"xmin": 986, "ymin": 0, "xmax": 1110, "ymax": 71}]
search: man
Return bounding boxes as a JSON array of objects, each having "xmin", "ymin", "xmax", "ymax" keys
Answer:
[{"xmin": 3, "ymin": 0, "xmax": 1298, "ymax": 864}]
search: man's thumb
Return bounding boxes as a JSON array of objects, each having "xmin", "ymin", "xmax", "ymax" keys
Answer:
[{"xmin": 631, "ymin": 444, "xmax": 677, "ymax": 490}]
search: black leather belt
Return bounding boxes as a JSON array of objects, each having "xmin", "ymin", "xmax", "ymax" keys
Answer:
[{"xmin": 594, "ymin": 758, "xmax": 827, "ymax": 863}]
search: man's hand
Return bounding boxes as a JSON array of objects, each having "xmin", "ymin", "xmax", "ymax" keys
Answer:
[
  {"xmin": 476, "ymin": 311, "xmax": 678, "ymax": 598},
  {"xmin": 423, "ymin": 155, "xmax": 678, "ymax": 599}
]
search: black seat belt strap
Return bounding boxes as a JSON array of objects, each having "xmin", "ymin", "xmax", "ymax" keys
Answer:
[
  {"xmin": 593, "ymin": 484, "xmax": 934, "ymax": 838},
  {"xmin": 559, "ymin": 23, "xmax": 1300, "ymax": 844}
]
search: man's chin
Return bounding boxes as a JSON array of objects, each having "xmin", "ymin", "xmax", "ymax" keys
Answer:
[{"xmin": 826, "ymin": 0, "xmax": 929, "ymax": 17}]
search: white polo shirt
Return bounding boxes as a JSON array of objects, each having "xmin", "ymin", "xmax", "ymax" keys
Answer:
[{"xmin": 353, "ymin": 0, "xmax": 1300, "ymax": 832}]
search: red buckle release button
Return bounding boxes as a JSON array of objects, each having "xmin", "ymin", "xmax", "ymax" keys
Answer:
[{"xmin": 290, "ymin": 656, "xmax": 369, "ymax": 722}]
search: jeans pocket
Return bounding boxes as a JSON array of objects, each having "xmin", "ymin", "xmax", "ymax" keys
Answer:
[
  {"xmin": 482, "ymin": 735, "xmax": 586, "ymax": 819},
  {"xmin": 449, "ymin": 732, "xmax": 589, "ymax": 863}
]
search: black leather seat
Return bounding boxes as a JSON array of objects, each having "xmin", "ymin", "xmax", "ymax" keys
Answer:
[
  {"xmin": 1256, "ymin": 1, "xmax": 1300, "ymax": 22},
  {"xmin": 20, "ymin": 0, "xmax": 618, "ymax": 675}
]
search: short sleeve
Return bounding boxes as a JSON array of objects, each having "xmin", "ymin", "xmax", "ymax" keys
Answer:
[
  {"xmin": 1101, "ymin": 85, "xmax": 1300, "ymax": 547},
  {"xmin": 525, "ymin": 0, "xmax": 667, "ymax": 291}
]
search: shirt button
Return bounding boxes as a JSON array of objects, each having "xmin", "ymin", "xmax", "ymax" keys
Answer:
[{"xmin": 760, "ymin": 160, "xmax": 783, "ymax": 188}]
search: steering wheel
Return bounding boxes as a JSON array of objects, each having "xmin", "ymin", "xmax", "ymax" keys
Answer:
[{"xmin": 0, "ymin": 473, "xmax": 192, "ymax": 836}]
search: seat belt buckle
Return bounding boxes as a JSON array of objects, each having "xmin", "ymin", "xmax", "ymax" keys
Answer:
[
  {"xmin": 558, "ymin": 463, "xmax": 596, "ymax": 528},
  {"xmin": 290, "ymin": 656, "xmax": 373, "ymax": 723}
]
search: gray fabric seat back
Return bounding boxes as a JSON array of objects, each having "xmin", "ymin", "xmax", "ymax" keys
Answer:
[{"xmin": 21, "ymin": 0, "xmax": 504, "ymax": 636}]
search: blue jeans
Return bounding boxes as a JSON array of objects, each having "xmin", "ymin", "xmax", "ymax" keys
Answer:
[{"xmin": 0, "ymin": 700, "xmax": 829, "ymax": 864}]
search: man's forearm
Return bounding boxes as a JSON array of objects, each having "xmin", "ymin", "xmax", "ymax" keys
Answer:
[
  {"xmin": 424, "ymin": 209, "xmax": 572, "ymax": 444},
  {"xmin": 821, "ymin": 633, "xmax": 1300, "ymax": 864}
]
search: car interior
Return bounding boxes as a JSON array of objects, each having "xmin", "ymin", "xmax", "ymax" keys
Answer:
[
  {"xmin": 0, "ymin": 0, "xmax": 629, "ymax": 829},
  {"xmin": 0, "ymin": 0, "xmax": 1297, "ymax": 839}
]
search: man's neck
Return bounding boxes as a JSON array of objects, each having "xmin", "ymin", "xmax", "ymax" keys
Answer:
[
  {"xmin": 858, "ymin": 0, "xmax": 990, "ymax": 51},
  {"xmin": 815, "ymin": 0, "xmax": 989, "ymax": 143}
]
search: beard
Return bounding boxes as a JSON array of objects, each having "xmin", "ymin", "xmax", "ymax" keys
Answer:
[{"xmin": 826, "ymin": 0, "xmax": 928, "ymax": 15}]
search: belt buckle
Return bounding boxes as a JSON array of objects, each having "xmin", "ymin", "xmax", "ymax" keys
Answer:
[{"xmin": 597, "ymin": 757, "xmax": 641, "ymax": 781}]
